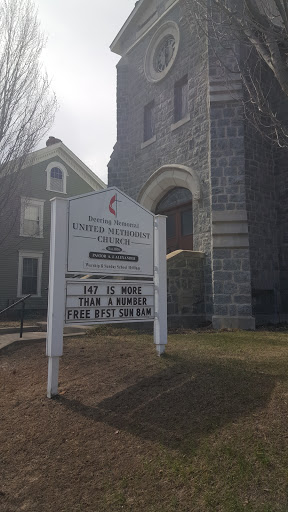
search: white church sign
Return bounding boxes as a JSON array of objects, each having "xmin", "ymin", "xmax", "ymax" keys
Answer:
[
  {"xmin": 46, "ymin": 188, "xmax": 167, "ymax": 398},
  {"xmin": 67, "ymin": 189, "xmax": 154, "ymax": 276},
  {"xmin": 65, "ymin": 279, "xmax": 155, "ymax": 324}
]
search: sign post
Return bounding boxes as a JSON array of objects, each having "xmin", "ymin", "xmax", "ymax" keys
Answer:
[
  {"xmin": 154, "ymin": 215, "xmax": 167, "ymax": 355},
  {"xmin": 46, "ymin": 197, "xmax": 68, "ymax": 398},
  {"xmin": 46, "ymin": 188, "xmax": 167, "ymax": 398}
]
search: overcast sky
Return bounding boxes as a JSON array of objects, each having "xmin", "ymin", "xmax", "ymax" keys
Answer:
[{"xmin": 36, "ymin": 0, "xmax": 137, "ymax": 184}]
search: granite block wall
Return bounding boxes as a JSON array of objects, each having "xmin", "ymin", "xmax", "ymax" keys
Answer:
[
  {"xmin": 275, "ymin": 147, "xmax": 288, "ymax": 315},
  {"xmin": 208, "ymin": 25, "xmax": 255, "ymax": 328},
  {"xmin": 244, "ymin": 119, "xmax": 279, "ymax": 318},
  {"xmin": 109, "ymin": 1, "xmax": 213, "ymax": 319},
  {"xmin": 109, "ymin": 0, "xmax": 288, "ymax": 328},
  {"xmin": 167, "ymin": 250, "xmax": 205, "ymax": 327},
  {"xmin": 109, "ymin": 4, "xmax": 210, "ymax": 204}
]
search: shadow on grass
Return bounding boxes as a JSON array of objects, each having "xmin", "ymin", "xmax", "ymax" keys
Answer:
[{"xmin": 58, "ymin": 356, "xmax": 277, "ymax": 452}]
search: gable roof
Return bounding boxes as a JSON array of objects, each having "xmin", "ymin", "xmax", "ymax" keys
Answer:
[
  {"xmin": 22, "ymin": 142, "xmax": 106, "ymax": 191},
  {"xmin": 110, "ymin": 0, "xmax": 146, "ymax": 55},
  {"xmin": 110, "ymin": 0, "xmax": 180, "ymax": 56}
]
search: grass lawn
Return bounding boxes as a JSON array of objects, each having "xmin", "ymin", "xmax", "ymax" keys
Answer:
[
  {"xmin": 1, "ymin": 327, "xmax": 288, "ymax": 511},
  {"xmin": 0, "ymin": 320, "xmax": 22, "ymax": 328}
]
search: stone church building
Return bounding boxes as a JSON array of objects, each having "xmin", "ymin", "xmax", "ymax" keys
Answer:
[{"xmin": 108, "ymin": 0, "xmax": 288, "ymax": 329}]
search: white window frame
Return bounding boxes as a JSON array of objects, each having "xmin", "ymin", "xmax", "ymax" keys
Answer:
[
  {"xmin": 17, "ymin": 250, "xmax": 43, "ymax": 298},
  {"xmin": 46, "ymin": 162, "xmax": 68, "ymax": 194},
  {"xmin": 20, "ymin": 197, "xmax": 45, "ymax": 238}
]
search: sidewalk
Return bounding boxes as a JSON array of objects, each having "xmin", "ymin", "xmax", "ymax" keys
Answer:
[
  {"xmin": 0, "ymin": 331, "xmax": 47, "ymax": 350},
  {"xmin": 0, "ymin": 325, "xmax": 87, "ymax": 350}
]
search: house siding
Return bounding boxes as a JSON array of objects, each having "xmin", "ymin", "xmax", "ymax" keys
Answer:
[{"xmin": 0, "ymin": 156, "xmax": 97, "ymax": 313}]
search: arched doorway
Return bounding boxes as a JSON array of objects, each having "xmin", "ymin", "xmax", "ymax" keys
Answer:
[
  {"xmin": 156, "ymin": 188, "xmax": 193, "ymax": 253},
  {"xmin": 137, "ymin": 164, "xmax": 201, "ymax": 253}
]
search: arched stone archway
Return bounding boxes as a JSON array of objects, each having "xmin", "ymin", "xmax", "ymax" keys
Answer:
[
  {"xmin": 137, "ymin": 164, "xmax": 202, "ymax": 212},
  {"xmin": 137, "ymin": 164, "xmax": 206, "ymax": 328}
]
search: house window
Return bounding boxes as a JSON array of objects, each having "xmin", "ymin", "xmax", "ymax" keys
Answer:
[
  {"xmin": 46, "ymin": 162, "xmax": 68, "ymax": 193},
  {"xmin": 50, "ymin": 167, "xmax": 63, "ymax": 192},
  {"xmin": 20, "ymin": 197, "xmax": 44, "ymax": 238},
  {"xmin": 17, "ymin": 251, "xmax": 43, "ymax": 297},
  {"xmin": 144, "ymin": 101, "xmax": 155, "ymax": 141},
  {"xmin": 174, "ymin": 75, "xmax": 188, "ymax": 123}
]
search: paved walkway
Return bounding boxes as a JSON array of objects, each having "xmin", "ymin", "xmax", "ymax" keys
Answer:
[
  {"xmin": 0, "ymin": 329, "xmax": 86, "ymax": 350},
  {"xmin": 0, "ymin": 331, "xmax": 47, "ymax": 350}
]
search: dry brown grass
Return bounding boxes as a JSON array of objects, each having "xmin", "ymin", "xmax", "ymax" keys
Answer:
[
  {"xmin": 1, "ymin": 328, "xmax": 288, "ymax": 511},
  {"xmin": 0, "ymin": 320, "xmax": 20, "ymax": 327}
]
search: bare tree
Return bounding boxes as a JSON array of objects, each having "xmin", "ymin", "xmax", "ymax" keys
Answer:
[
  {"xmin": 0, "ymin": 0, "xmax": 57, "ymax": 245},
  {"xmin": 183, "ymin": 0, "xmax": 288, "ymax": 146}
]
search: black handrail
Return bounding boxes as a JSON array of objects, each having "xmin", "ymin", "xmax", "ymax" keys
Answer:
[{"xmin": 0, "ymin": 294, "xmax": 32, "ymax": 338}]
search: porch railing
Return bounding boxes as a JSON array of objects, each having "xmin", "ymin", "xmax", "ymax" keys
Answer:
[{"xmin": 0, "ymin": 295, "xmax": 32, "ymax": 338}]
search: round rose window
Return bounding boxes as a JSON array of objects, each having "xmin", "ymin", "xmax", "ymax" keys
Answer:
[
  {"xmin": 144, "ymin": 22, "xmax": 180, "ymax": 83},
  {"xmin": 154, "ymin": 35, "xmax": 176, "ymax": 73}
]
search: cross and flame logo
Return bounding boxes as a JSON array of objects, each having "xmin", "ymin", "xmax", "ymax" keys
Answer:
[
  {"xmin": 109, "ymin": 194, "xmax": 116, "ymax": 216},
  {"xmin": 109, "ymin": 193, "xmax": 122, "ymax": 217}
]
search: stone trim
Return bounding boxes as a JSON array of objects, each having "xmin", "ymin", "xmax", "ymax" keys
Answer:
[
  {"xmin": 212, "ymin": 211, "xmax": 247, "ymax": 222},
  {"xmin": 111, "ymin": 0, "xmax": 181, "ymax": 57},
  {"xmin": 138, "ymin": 164, "xmax": 202, "ymax": 212},
  {"xmin": 213, "ymin": 224, "xmax": 248, "ymax": 235},
  {"xmin": 167, "ymin": 249, "xmax": 205, "ymax": 260},
  {"xmin": 141, "ymin": 134, "xmax": 157, "ymax": 149},
  {"xmin": 213, "ymin": 234, "xmax": 249, "ymax": 248},
  {"xmin": 170, "ymin": 114, "xmax": 191, "ymax": 132},
  {"xmin": 210, "ymin": 73, "xmax": 243, "ymax": 103},
  {"xmin": 165, "ymin": 0, "xmax": 176, "ymax": 7},
  {"xmin": 136, "ymin": 11, "xmax": 158, "ymax": 39},
  {"xmin": 212, "ymin": 210, "xmax": 249, "ymax": 248}
]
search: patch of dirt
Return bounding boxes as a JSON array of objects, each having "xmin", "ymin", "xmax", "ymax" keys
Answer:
[{"xmin": 1, "ymin": 331, "xmax": 288, "ymax": 511}]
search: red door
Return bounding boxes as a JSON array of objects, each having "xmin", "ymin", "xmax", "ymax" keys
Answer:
[{"xmin": 165, "ymin": 202, "xmax": 193, "ymax": 253}]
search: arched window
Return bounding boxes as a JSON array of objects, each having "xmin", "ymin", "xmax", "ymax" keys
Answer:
[
  {"xmin": 46, "ymin": 162, "xmax": 68, "ymax": 193},
  {"xmin": 50, "ymin": 167, "xmax": 63, "ymax": 192}
]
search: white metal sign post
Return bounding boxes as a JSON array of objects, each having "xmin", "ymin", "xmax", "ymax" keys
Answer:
[
  {"xmin": 154, "ymin": 215, "xmax": 167, "ymax": 356},
  {"xmin": 46, "ymin": 188, "xmax": 167, "ymax": 398},
  {"xmin": 46, "ymin": 197, "xmax": 68, "ymax": 398}
]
